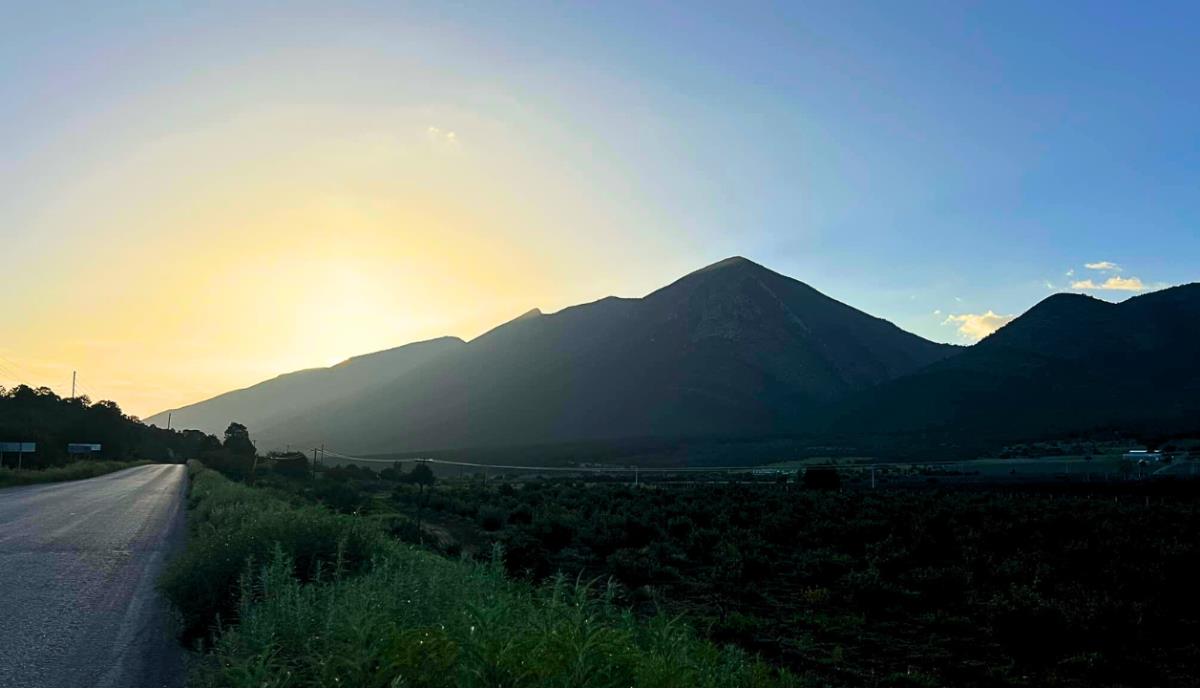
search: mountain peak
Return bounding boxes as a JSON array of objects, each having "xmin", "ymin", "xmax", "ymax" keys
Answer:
[
  {"xmin": 691, "ymin": 255, "xmax": 765, "ymax": 276},
  {"xmin": 653, "ymin": 256, "xmax": 778, "ymax": 298}
]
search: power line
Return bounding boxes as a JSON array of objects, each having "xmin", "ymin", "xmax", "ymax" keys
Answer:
[
  {"xmin": 0, "ymin": 364, "xmax": 22, "ymax": 386},
  {"xmin": 73, "ymin": 378, "xmax": 101, "ymax": 400},
  {"xmin": 0, "ymin": 355, "xmax": 29, "ymax": 385},
  {"xmin": 0, "ymin": 355, "xmax": 75, "ymax": 396}
]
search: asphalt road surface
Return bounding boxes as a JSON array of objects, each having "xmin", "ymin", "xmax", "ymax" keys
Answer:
[{"xmin": 0, "ymin": 464, "xmax": 187, "ymax": 687}]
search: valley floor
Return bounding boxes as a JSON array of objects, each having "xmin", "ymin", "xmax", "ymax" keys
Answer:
[
  {"xmin": 171, "ymin": 454, "xmax": 1200, "ymax": 686},
  {"xmin": 163, "ymin": 467, "xmax": 787, "ymax": 687}
]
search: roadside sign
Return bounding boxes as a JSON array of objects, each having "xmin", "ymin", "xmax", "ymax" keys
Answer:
[
  {"xmin": 67, "ymin": 443, "xmax": 102, "ymax": 454},
  {"xmin": 0, "ymin": 442, "xmax": 36, "ymax": 453}
]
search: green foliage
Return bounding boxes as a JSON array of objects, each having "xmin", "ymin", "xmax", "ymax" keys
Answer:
[
  {"xmin": 0, "ymin": 383, "xmax": 219, "ymax": 466},
  {"xmin": 167, "ymin": 467, "xmax": 788, "ymax": 687},
  {"xmin": 0, "ymin": 459, "xmax": 150, "ymax": 488},
  {"xmin": 159, "ymin": 468, "xmax": 384, "ymax": 640},
  {"xmin": 199, "ymin": 446, "xmax": 254, "ymax": 482},
  {"xmin": 477, "ymin": 505, "xmax": 507, "ymax": 531},
  {"xmin": 222, "ymin": 422, "xmax": 256, "ymax": 456},
  {"xmin": 386, "ymin": 477, "xmax": 1200, "ymax": 686},
  {"xmin": 312, "ymin": 479, "xmax": 368, "ymax": 514},
  {"xmin": 267, "ymin": 451, "xmax": 310, "ymax": 479},
  {"xmin": 405, "ymin": 462, "xmax": 436, "ymax": 488}
]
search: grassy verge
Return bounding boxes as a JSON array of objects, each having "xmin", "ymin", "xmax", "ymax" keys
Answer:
[
  {"xmin": 162, "ymin": 467, "xmax": 790, "ymax": 687},
  {"xmin": 0, "ymin": 459, "xmax": 153, "ymax": 489}
]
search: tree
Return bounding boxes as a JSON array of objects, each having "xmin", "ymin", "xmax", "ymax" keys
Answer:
[
  {"xmin": 407, "ymin": 462, "xmax": 435, "ymax": 491},
  {"xmin": 405, "ymin": 462, "xmax": 437, "ymax": 534},
  {"xmin": 0, "ymin": 383, "xmax": 221, "ymax": 467},
  {"xmin": 379, "ymin": 462, "xmax": 405, "ymax": 481},
  {"xmin": 223, "ymin": 422, "xmax": 256, "ymax": 456},
  {"xmin": 270, "ymin": 451, "xmax": 310, "ymax": 479}
]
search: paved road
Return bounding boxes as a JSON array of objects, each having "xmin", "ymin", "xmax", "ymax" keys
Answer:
[{"xmin": 0, "ymin": 464, "xmax": 187, "ymax": 687}]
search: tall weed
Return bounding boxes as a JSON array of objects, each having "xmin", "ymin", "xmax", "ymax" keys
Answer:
[{"xmin": 166, "ymin": 468, "xmax": 788, "ymax": 687}]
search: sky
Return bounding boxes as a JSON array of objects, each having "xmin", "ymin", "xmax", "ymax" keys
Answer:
[{"xmin": 1, "ymin": 1, "xmax": 1197, "ymax": 417}]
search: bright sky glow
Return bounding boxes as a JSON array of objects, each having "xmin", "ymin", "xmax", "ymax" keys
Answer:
[{"xmin": 2, "ymin": 1, "xmax": 1197, "ymax": 416}]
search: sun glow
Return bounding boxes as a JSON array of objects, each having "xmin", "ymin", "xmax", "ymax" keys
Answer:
[{"xmin": 2, "ymin": 102, "xmax": 676, "ymax": 415}]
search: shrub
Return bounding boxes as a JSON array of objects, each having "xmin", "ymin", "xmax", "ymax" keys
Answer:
[
  {"xmin": 200, "ymin": 550, "xmax": 787, "ymax": 687},
  {"xmin": 0, "ymin": 459, "xmax": 151, "ymax": 488},
  {"xmin": 159, "ymin": 468, "xmax": 384, "ymax": 641},
  {"xmin": 478, "ymin": 505, "xmax": 507, "ymax": 531},
  {"xmin": 166, "ymin": 467, "xmax": 789, "ymax": 687},
  {"xmin": 312, "ymin": 479, "xmax": 367, "ymax": 514}
]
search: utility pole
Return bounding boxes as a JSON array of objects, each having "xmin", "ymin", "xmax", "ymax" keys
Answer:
[
  {"xmin": 312, "ymin": 447, "xmax": 318, "ymax": 471},
  {"xmin": 71, "ymin": 371, "xmax": 76, "ymax": 400},
  {"xmin": 320, "ymin": 444, "xmax": 325, "ymax": 467},
  {"xmin": 871, "ymin": 467, "xmax": 876, "ymax": 489},
  {"xmin": 166, "ymin": 412, "xmax": 172, "ymax": 431}
]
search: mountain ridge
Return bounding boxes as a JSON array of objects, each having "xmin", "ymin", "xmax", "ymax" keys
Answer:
[
  {"xmin": 833, "ymin": 282, "xmax": 1200, "ymax": 445},
  {"xmin": 150, "ymin": 256, "xmax": 959, "ymax": 453},
  {"xmin": 151, "ymin": 259, "xmax": 1198, "ymax": 459}
]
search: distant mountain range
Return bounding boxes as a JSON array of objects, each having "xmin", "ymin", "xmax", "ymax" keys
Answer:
[
  {"xmin": 146, "ymin": 258, "xmax": 1199, "ymax": 460},
  {"xmin": 834, "ymin": 282, "xmax": 1200, "ymax": 444},
  {"xmin": 146, "ymin": 257, "xmax": 958, "ymax": 451}
]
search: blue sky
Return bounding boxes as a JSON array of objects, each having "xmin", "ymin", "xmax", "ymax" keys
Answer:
[{"xmin": 1, "ymin": 1, "xmax": 1198, "ymax": 413}]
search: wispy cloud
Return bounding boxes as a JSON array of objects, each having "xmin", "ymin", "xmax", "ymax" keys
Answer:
[
  {"xmin": 1084, "ymin": 261, "xmax": 1121, "ymax": 271},
  {"xmin": 943, "ymin": 310, "xmax": 1015, "ymax": 342},
  {"xmin": 1071, "ymin": 276, "xmax": 1145, "ymax": 292},
  {"xmin": 426, "ymin": 126, "xmax": 461, "ymax": 150}
]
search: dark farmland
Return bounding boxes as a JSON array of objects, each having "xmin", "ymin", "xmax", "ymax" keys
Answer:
[{"xmin": 244, "ymin": 452, "xmax": 1200, "ymax": 687}]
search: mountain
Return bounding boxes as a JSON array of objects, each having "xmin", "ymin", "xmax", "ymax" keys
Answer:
[
  {"xmin": 144, "ymin": 337, "xmax": 465, "ymax": 438},
  {"xmin": 155, "ymin": 256, "xmax": 960, "ymax": 454},
  {"xmin": 835, "ymin": 283, "xmax": 1200, "ymax": 446}
]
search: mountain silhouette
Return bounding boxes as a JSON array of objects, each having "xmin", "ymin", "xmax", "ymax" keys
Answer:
[
  {"xmin": 145, "ymin": 337, "xmax": 464, "ymax": 438},
  {"xmin": 835, "ymin": 283, "xmax": 1200, "ymax": 445},
  {"xmin": 151, "ymin": 257, "xmax": 959, "ymax": 453}
]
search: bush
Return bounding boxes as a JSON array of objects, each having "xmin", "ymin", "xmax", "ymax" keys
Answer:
[
  {"xmin": 0, "ymin": 459, "xmax": 150, "ymax": 489},
  {"xmin": 312, "ymin": 479, "xmax": 367, "ymax": 514},
  {"xmin": 478, "ymin": 505, "xmax": 507, "ymax": 531},
  {"xmin": 159, "ymin": 468, "xmax": 384, "ymax": 641},
  {"xmin": 201, "ymin": 550, "xmax": 786, "ymax": 687},
  {"xmin": 166, "ymin": 467, "xmax": 789, "ymax": 687}
]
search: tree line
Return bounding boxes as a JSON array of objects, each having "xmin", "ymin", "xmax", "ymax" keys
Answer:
[{"xmin": 0, "ymin": 384, "xmax": 221, "ymax": 467}]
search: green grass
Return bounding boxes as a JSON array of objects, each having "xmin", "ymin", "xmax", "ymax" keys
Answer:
[
  {"xmin": 165, "ymin": 467, "xmax": 790, "ymax": 687},
  {"xmin": 0, "ymin": 459, "xmax": 152, "ymax": 489}
]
